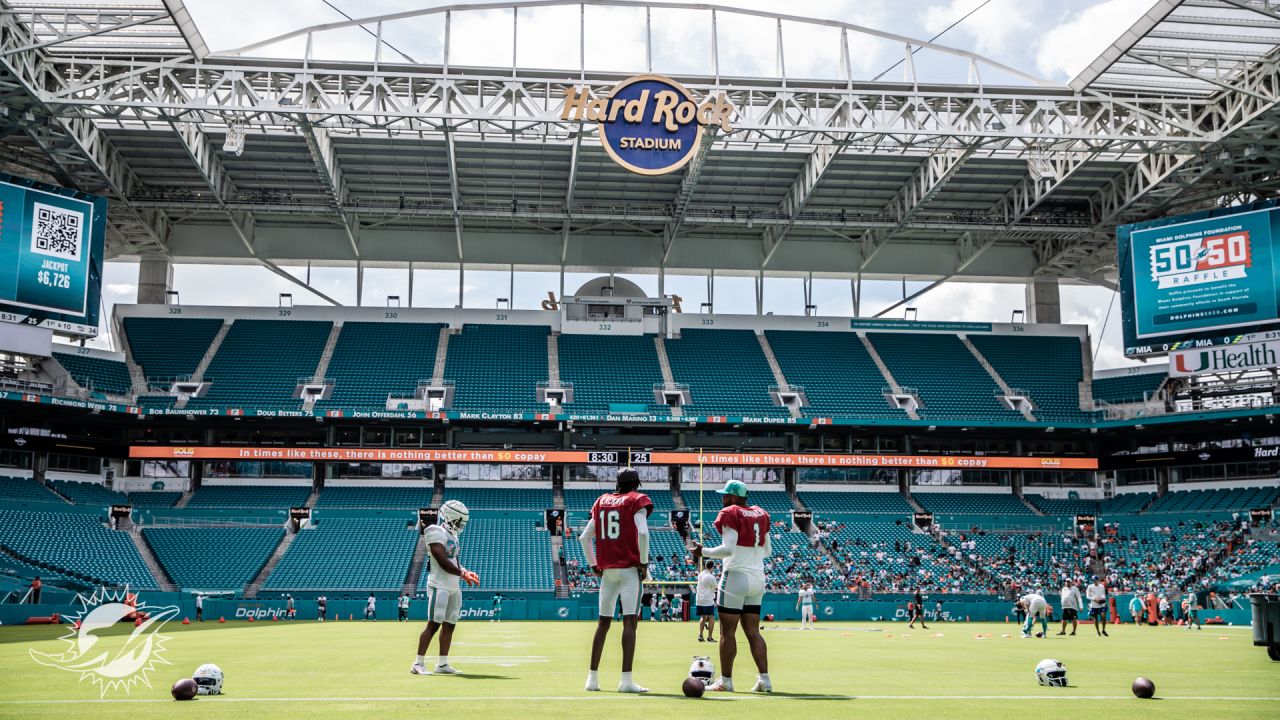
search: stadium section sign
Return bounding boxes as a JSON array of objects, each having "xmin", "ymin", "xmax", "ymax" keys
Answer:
[
  {"xmin": 130, "ymin": 446, "xmax": 1097, "ymax": 469},
  {"xmin": 561, "ymin": 75, "xmax": 734, "ymax": 175},
  {"xmin": 1170, "ymin": 338, "xmax": 1280, "ymax": 377},
  {"xmin": 0, "ymin": 173, "xmax": 106, "ymax": 337},
  {"xmin": 1119, "ymin": 202, "xmax": 1280, "ymax": 357}
]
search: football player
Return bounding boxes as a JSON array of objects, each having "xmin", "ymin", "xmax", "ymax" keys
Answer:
[
  {"xmin": 796, "ymin": 582, "xmax": 816, "ymax": 630},
  {"xmin": 691, "ymin": 480, "xmax": 772, "ymax": 693},
  {"xmin": 1085, "ymin": 576, "xmax": 1109, "ymax": 636},
  {"xmin": 578, "ymin": 468, "xmax": 654, "ymax": 693},
  {"xmin": 1018, "ymin": 591, "xmax": 1050, "ymax": 638},
  {"xmin": 695, "ymin": 560, "xmax": 718, "ymax": 642},
  {"xmin": 412, "ymin": 500, "xmax": 480, "ymax": 676}
]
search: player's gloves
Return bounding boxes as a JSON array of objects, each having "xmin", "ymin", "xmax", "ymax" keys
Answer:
[{"xmin": 461, "ymin": 570, "xmax": 481, "ymax": 586}]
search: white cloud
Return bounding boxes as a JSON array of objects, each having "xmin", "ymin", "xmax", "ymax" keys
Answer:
[
  {"xmin": 921, "ymin": 0, "xmax": 1034, "ymax": 58},
  {"xmin": 1035, "ymin": 0, "xmax": 1154, "ymax": 80}
]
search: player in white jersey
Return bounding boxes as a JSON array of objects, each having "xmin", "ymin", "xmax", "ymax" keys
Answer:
[
  {"xmin": 411, "ymin": 500, "xmax": 480, "ymax": 676},
  {"xmin": 1085, "ymin": 576, "xmax": 1109, "ymax": 636},
  {"xmin": 691, "ymin": 480, "xmax": 773, "ymax": 693},
  {"xmin": 796, "ymin": 583, "xmax": 817, "ymax": 630},
  {"xmin": 695, "ymin": 561, "xmax": 718, "ymax": 642},
  {"xmin": 1017, "ymin": 592, "xmax": 1050, "ymax": 639}
]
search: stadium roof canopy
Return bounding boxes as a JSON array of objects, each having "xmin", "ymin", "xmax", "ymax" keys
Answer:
[{"xmin": 1, "ymin": 0, "xmax": 1279, "ymax": 303}]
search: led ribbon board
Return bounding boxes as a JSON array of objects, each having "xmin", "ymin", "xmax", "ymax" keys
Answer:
[
  {"xmin": 561, "ymin": 75, "xmax": 734, "ymax": 175},
  {"xmin": 0, "ymin": 173, "xmax": 106, "ymax": 336},
  {"xmin": 129, "ymin": 446, "xmax": 1098, "ymax": 470}
]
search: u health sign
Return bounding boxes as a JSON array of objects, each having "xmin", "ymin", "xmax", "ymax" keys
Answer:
[
  {"xmin": 1120, "ymin": 203, "xmax": 1280, "ymax": 356},
  {"xmin": 561, "ymin": 75, "xmax": 734, "ymax": 175}
]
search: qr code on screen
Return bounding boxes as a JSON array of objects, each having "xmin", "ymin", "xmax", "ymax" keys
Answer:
[{"xmin": 31, "ymin": 202, "xmax": 83, "ymax": 262}]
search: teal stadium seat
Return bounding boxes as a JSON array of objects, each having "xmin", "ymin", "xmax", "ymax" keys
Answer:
[
  {"xmin": 1144, "ymin": 486, "xmax": 1280, "ymax": 514},
  {"xmin": 265, "ymin": 517, "xmax": 416, "ymax": 591},
  {"xmin": 186, "ymin": 485, "xmax": 311, "ymax": 509},
  {"xmin": 445, "ymin": 324, "xmax": 549, "ymax": 414},
  {"xmin": 419, "ymin": 517, "xmax": 553, "ymax": 591},
  {"xmin": 127, "ymin": 491, "xmax": 183, "ymax": 508},
  {"xmin": 52, "ymin": 351, "xmax": 132, "ymax": 395},
  {"xmin": 0, "ymin": 475, "xmax": 65, "ymax": 505},
  {"xmin": 314, "ymin": 486, "xmax": 435, "ymax": 509},
  {"xmin": 123, "ymin": 317, "xmax": 224, "ymax": 381},
  {"xmin": 185, "ymin": 320, "xmax": 332, "ymax": 411},
  {"xmin": 869, "ymin": 333, "xmax": 1022, "ymax": 422},
  {"xmin": 1093, "ymin": 372, "xmax": 1167, "ymax": 404},
  {"xmin": 969, "ymin": 335, "xmax": 1097, "ymax": 423},
  {"xmin": 443, "ymin": 486, "xmax": 553, "ymax": 511},
  {"xmin": 317, "ymin": 322, "xmax": 444, "ymax": 411},
  {"xmin": 764, "ymin": 331, "xmax": 906, "ymax": 419},
  {"xmin": 0, "ymin": 509, "xmax": 157, "ymax": 588},
  {"xmin": 144, "ymin": 527, "xmax": 283, "ymax": 590},
  {"xmin": 799, "ymin": 491, "xmax": 912, "ymax": 515},
  {"xmin": 559, "ymin": 335, "xmax": 668, "ymax": 417},
  {"xmin": 666, "ymin": 329, "xmax": 788, "ymax": 417},
  {"xmin": 912, "ymin": 492, "xmax": 1034, "ymax": 516},
  {"xmin": 50, "ymin": 480, "xmax": 128, "ymax": 505}
]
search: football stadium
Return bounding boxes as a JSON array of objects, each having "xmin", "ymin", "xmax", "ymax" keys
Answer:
[{"xmin": 0, "ymin": 0, "xmax": 1279, "ymax": 717}]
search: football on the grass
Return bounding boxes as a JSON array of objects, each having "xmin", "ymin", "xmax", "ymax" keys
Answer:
[
  {"xmin": 1132, "ymin": 677, "xmax": 1155, "ymax": 699},
  {"xmin": 171, "ymin": 678, "xmax": 198, "ymax": 701},
  {"xmin": 682, "ymin": 676, "xmax": 706, "ymax": 698}
]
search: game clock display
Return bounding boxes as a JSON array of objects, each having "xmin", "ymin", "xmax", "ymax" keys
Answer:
[{"xmin": 0, "ymin": 173, "xmax": 106, "ymax": 337}]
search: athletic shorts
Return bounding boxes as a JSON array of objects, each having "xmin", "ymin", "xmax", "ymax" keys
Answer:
[
  {"xmin": 1088, "ymin": 606, "xmax": 1106, "ymax": 619},
  {"xmin": 717, "ymin": 571, "xmax": 765, "ymax": 614},
  {"xmin": 696, "ymin": 605, "xmax": 715, "ymax": 617},
  {"xmin": 426, "ymin": 585, "xmax": 462, "ymax": 624},
  {"xmin": 801, "ymin": 603, "xmax": 815, "ymax": 616},
  {"xmin": 598, "ymin": 567, "xmax": 643, "ymax": 618},
  {"xmin": 1062, "ymin": 608, "xmax": 1078, "ymax": 621}
]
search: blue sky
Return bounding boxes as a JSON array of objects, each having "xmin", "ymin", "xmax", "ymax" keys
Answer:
[{"xmin": 87, "ymin": 1, "xmax": 1164, "ymax": 370}]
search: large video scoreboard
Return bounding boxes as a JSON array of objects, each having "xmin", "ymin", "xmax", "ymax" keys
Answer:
[
  {"xmin": 1119, "ymin": 200, "xmax": 1280, "ymax": 357},
  {"xmin": 0, "ymin": 173, "xmax": 107, "ymax": 337}
]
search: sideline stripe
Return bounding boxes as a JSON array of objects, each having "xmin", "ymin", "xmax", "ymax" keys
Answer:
[{"xmin": 2, "ymin": 695, "xmax": 1278, "ymax": 705}]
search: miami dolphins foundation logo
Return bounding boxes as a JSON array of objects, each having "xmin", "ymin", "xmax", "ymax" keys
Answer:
[{"xmin": 29, "ymin": 587, "xmax": 178, "ymax": 696}]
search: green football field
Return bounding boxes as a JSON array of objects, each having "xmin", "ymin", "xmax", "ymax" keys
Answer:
[{"xmin": 0, "ymin": 618, "xmax": 1276, "ymax": 719}]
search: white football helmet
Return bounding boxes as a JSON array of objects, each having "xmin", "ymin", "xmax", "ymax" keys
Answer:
[
  {"xmin": 1035, "ymin": 658, "xmax": 1068, "ymax": 687},
  {"xmin": 193, "ymin": 663, "xmax": 224, "ymax": 695},
  {"xmin": 439, "ymin": 499, "xmax": 470, "ymax": 534},
  {"xmin": 689, "ymin": 656, "xmax": 715, "ymax": 685}
]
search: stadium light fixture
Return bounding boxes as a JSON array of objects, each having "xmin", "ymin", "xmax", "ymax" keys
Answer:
[
  {"xmin": 165, "ymin": 290, "xmax": 180, "ymax": 306},
  {"xmin": 223, "ymin": 121, "xmax": 247, "ymax": 156},
  {"xmin": 278, "ymin": 293, "xmax": 293, "ymax": 308},
  {"xmin": 904, "ymin": 307, "xmax": 918, "ymax": 321},
  {"xmin": 387, "ymin": 295, "xmax": 400, "ymax": 307},
  {"xmin": 1012, "ymin": 309, "xmax": 1025, "ymax": 323},
  {"xmin": 497, "ymin": 297, "xmax": 511, "ymax": 309}
]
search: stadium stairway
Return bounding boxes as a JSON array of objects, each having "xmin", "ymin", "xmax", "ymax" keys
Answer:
[
  {"xmin": 652, "ymin": 336, "xmax": 681, "ymax": 419},
  {"xmin": 960, "ymin": 336, "xmax": 1036, "ymax": 422},
  {"xmin": 131, "ymin": 530, "xmax": 177, "ymax": 592},
  {"xmin": 431, "ymin": 326, "xmax": 450, "ymax": 383},
  {"xmin": 547, "ymin": 332, "xmax": 561, "ymax": 386},
  {"xmin": 192, "ymin": 321, "xmax": 232, "ymax": 382},
  {"xmin": 114, "ymin": 318, "xmax": 150, "ymax": 396},
  {"xmin": 755, "ymin": 332, "xmax": 801, "ymax": 419},
  {"xmin": 859, "ymin": 334, "xmax": 920, "ymax": 421},
  {"xmin": 244, "ymin": 526, "xmax": 296, "ymax": 599}
]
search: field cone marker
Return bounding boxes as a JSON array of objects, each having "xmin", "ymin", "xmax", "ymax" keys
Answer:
[
  {"xmin": 218, "ymin": 616, "xmax": 226, "ymax": 623},
  {"xmin": 182, "ymin": 617, "xmax": 190, "ymax": 625}
]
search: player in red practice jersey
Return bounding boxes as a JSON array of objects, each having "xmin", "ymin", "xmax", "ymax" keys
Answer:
[
  {"xmin": 577, "ymin": 468, "xmax": 654, "ymax": 693},
  {"xmin": 691, "ymin": 480, "xmax": 772, "ymax": 693}
]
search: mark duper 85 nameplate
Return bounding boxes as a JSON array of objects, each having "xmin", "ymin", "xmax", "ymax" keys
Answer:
[{"xmin": 561, "ymin": 75, "xmax": 734, "ymax": 176}]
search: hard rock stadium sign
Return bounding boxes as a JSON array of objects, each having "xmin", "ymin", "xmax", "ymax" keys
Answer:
[{"xmin": 561, "ymin": 74, "xmax": 735, "ymax": 176}]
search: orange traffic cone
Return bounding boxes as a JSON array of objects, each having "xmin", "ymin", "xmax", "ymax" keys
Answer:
[
  {"xmin": 218, "ymin": 616, "xmax": 226, "ymax": 623},
  {"xmin": 182, "ymin": 617, "xmax": 190, "ymax": 625},
  {"xmin": 272, "ymin": 616, "xmax": 279, "ymax": 622},
  {"xmin": 134, "ymin": 617, "xmax": 143, "ymax": 627},
  {"xmin": 247, "ymin": 616, "xmax": 255, "ymax": 622},
  {"xmin": 349, "ymin": 614, "xmax": 353, "ymax": 621}
]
